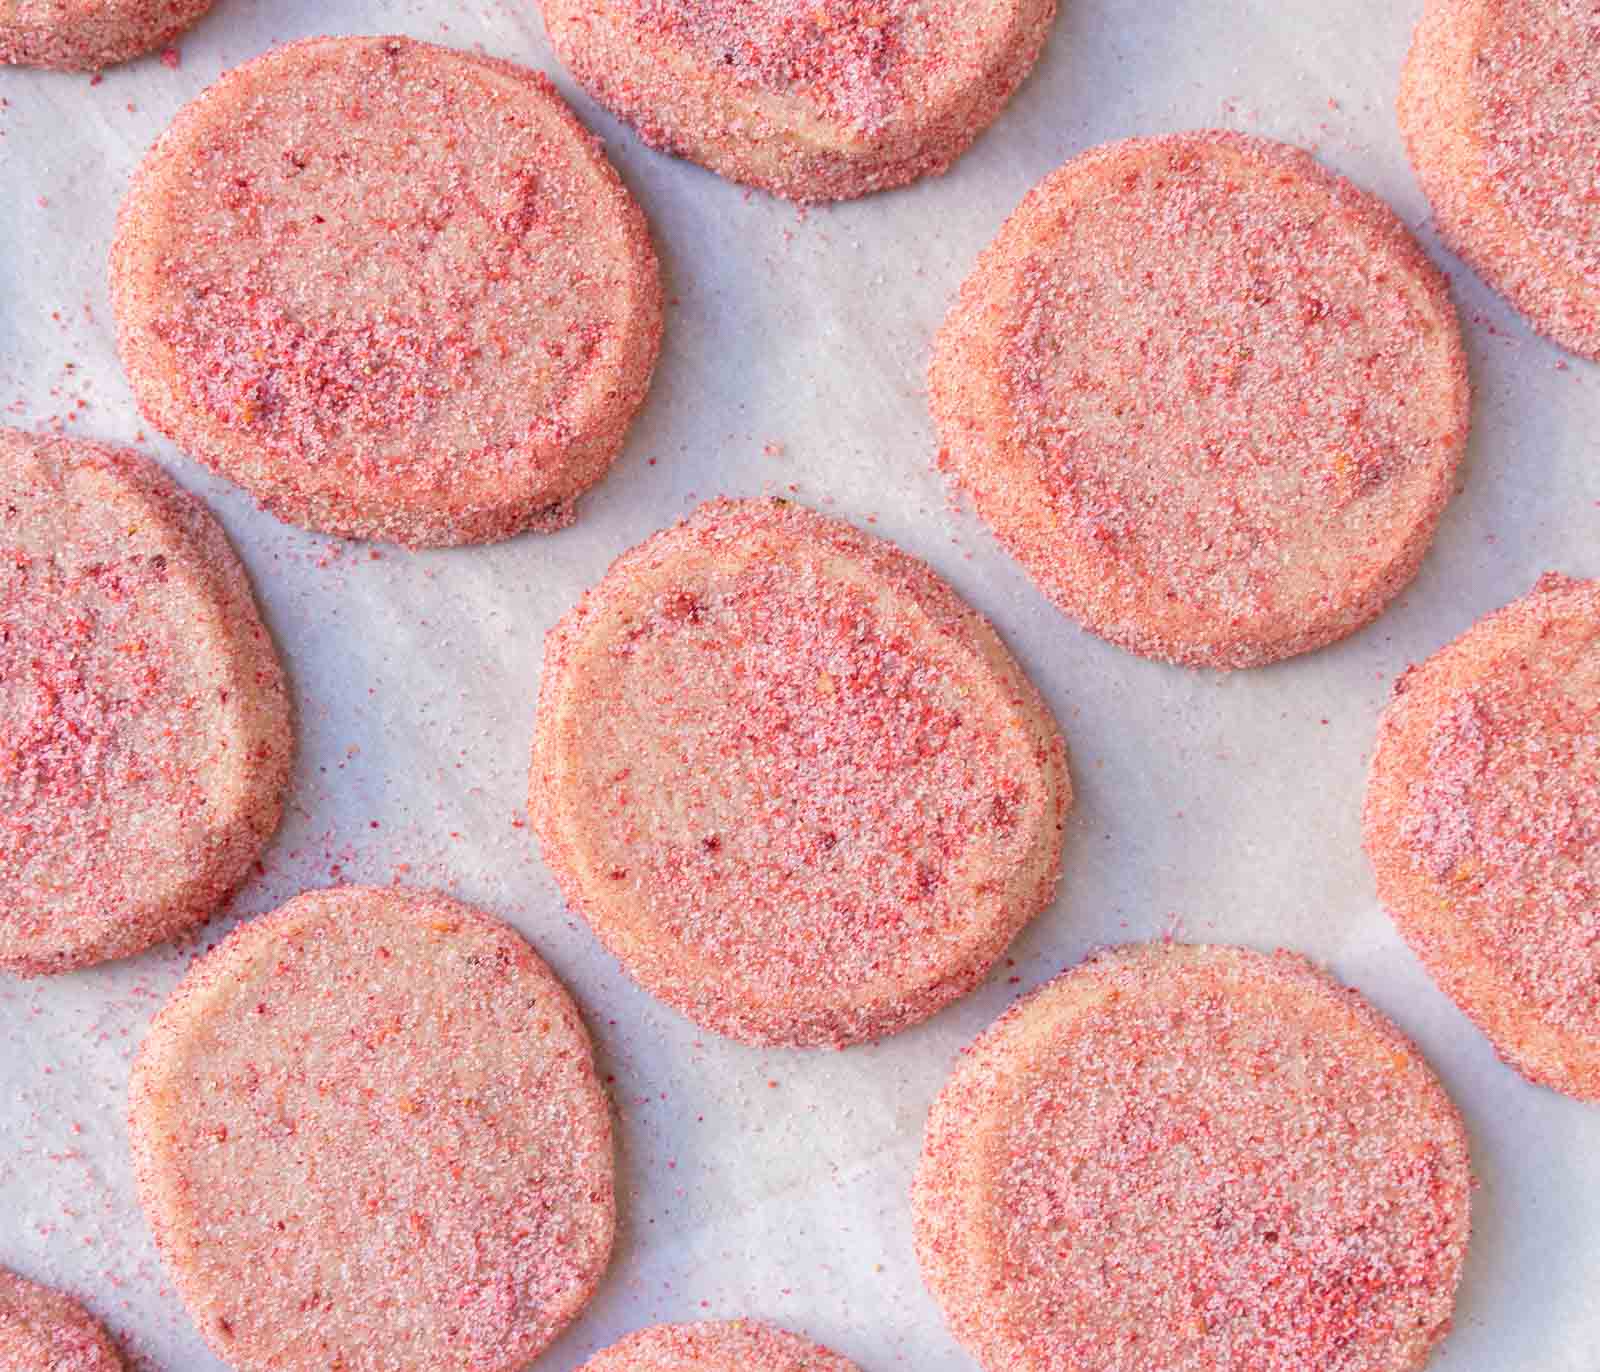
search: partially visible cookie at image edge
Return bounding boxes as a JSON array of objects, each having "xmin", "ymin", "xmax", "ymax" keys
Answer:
[
  {"xmin": 1400, "ymin": 0, "xmax": 1600, "ymax": 360},
  {"xmin": 0, "ymin": 427, "xmax": 290, "ymax": 977},
  {"xmin": 0, "ymin": 1266, "xmax": 123, "ymax": 1370},
  {"xmin": 914, "ymin": 942, "xmax": 1473, "ymax": 1372},
  {"xmin": 540, "ymin": 0, "xmax": 1058, "ymax": 202},
  {"xmin": 576, "ymin": 1320, "xmax": 865, "ymax": 1372},
  {"xmin": 1, "ymin": 0, "xmax": 213, "ymax": 71},
  {"xmin": 1366, "ymin": 573, "xmax": 1600, "ymax": 1100}
]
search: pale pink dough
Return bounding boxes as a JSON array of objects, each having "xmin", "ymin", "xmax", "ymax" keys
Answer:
[
  {"xmin": 0, "ymin": 427, "xmax": 290, "ymax": 977},
  {"xmin": 128, "ymin": 886, "xmax": 616, "ymax": 1372},
  {"xmin": 1, "ymin": 0, "xmax": 212, "ymax": 70},
  {"xmin": 1400, "ymin": 0, "xmax": 1600, "ymax": 359},
  {"xmin": 0, "ymin": 1267, "xmax": 123, "ymax": 1371},
  {"xmin": 1366, "ymin": 574, "xmax": 1600, "ymax": 1100},
  {"xmin": 930, "ymin": 131, "xmax": 1470, "ymax": 669},
  {"xmin": 531, "ymin": 498, "xmax": 1071, "ymax": 1047},
  {"xmin": 539, "ymin": 0, "xmax": 1058, "ymax": 202},
  {"xmin": 112, "ymin": 35, "xmax": 664, "ymax": 547},
  {"xmin": 576, "ymin": 1319, "xmax": 865, "ymax": 1372},
  {"xmin": 914, "ymin": 942, "xmax": 1473, "ymax": 1372}
]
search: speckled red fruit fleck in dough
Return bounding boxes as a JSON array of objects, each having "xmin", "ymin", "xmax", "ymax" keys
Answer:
[
  {"xmin": 127, "ymin": 886, "xmax": 615, "ymax": 1372},
  {"xmin": 539, "ymin": 0, "xmax": 1056, "ymax": 202},
  {"xmin": 111, "ymin": 35, "xmax": 664, "ymax": 548},
  {"xmin": 914, "ymin": 943, "xmax": 1473, "ymax": 1372},
  {"xmin": 530, "ymin": 498, "xmax": 1071, "ymax": 1048},
  {"xmin": 1400, "ymin": 0, "xmax": 1600, "ymax": 359},
  {"xmin": 930, "ymin": 131, "xmax": 1470, "ymax": 670},
  {"xmin": 576, "ymin": 1319, "xmax": 865, "ymax": 1372},
  {"xmin": 0, "ymin": 0, "xmax": 211, "ymax": 70},
  {"xmin": 0, "ymin": 427, "xmax": 290, "ymax": 978},
  {"xmin": 1365, "ymin": 574, "xmax": 1600, "ymax": 1100},
  {"xmin": 0, "ymin": 1267, "xmax": 123, "ymax": 1371}
]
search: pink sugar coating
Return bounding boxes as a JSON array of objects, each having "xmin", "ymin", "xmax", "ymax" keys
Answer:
[
  {"xmin": 1399, "ymin": 0, "xmax": 1600, "ymax": 360},
  {"xmin": 0, "ymin": 426, "xmax": 291, "ymax": 977},
  {"xmin": 662, "ymin": 0, "xmax": 904, "ymax": 129},
  {"xmin": 576, "ymin": 1319, "xmax": 864, "ymax": 1372},
  {"xmin": 1365, "ymin": 573, "xmax": 1600, "ymax": 1099},
  {"xmin": 127, "ymin": 885, "xmax": 615, "ymax": 1372},
  {"xmin": 930, "ymin": 130, "xmax": 1470, "ymax": 670},
  {"xmin": 914, "ymin": 942, "xmax": 1473, "ymax": 1372},
  {"xmin": 531, "ymin": 497, "xmax": 1070, "ymax": 1048},
  {"xmin": 0, "ymin": 0, "xmax": 211, "ymax": 70},
  {"xmin": 111, "ymin": 35, "xmax": 663, "ymax": 547},
  {"xmin": 540, "ymin": 0, "xmax": 1057, "ymax": 202},
  {"xmin": 0, "ymin": 1266, "xmax": 123, "ymax": 1370}
]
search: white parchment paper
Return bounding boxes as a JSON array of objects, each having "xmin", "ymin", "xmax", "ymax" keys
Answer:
[{"xmin": 3, "ymin": 1, "xmax": 1598, "ymax": 1368}]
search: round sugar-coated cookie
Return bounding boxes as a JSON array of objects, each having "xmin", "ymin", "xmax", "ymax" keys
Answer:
[
  {"xmin": 1, "ymin": 0, "xmax": 212, "ymax": 71},
  {"xmin": 127, "ymin": 886, "xmax": 615, "ymax": 1372},
  {"xmin": 576, "ymin": 1320, "xmax": 863, "ymax": 1372},
  {"xmin": 1400, "ymin": 0, "xmax": 1600, "ymax": 360},
  {"xmin": 913, "ymin": 942, "xmax": 1472, "ymax": 1372},
  {"xmin": 0, "ymin": 1267, "xmax": 122, "ymax": 1370},
  {"xmin": 1365, "ymin": 573, "xmax": 1600, "ymax": 1099},
  {"xmin": 530, "ymin": 497, "xmax": 1071, "ymax": 1048},
  {"xmin": 0, "ymin": 428, "xmax": 290, "ymax": 978},
  {"xmin": 539, "ymin": 0, "xmax": 1057, "ymax": 203},
  {"xmin": 111, "ymin": 35, "xmax": 664, "ymax": 548},
  {"xmin": 930, "ymin": 131, "xmax": 1470, "ymax": 670}
]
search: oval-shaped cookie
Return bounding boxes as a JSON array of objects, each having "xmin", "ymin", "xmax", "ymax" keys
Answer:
[
  {"xmin": 0, "ymin": 427, "xmax": 290, "ymax": 977},
  {"xmin": 1, "ymin": 0, "xmax": 212, "ymax": 71},
  {"xmin": 531, "ymin": 497, "xmax": 1070, "ymax": 1047},
  {"xmin": 112, "ymin": 36, "xmax": 663, "ymax": 547},
  {"xmin": 540, "ymin": 0, "xmax": 1057, "ymax": 201},
  {"xmin": 128, "ymin": 886, "xmax": 615, "ymax": 1372},
  {"xmin": 0, "ymin": 1267, "xmax": 122, "ymax": 1370},
  {"xmin": 914, "ymin": 942, "xmax": 1472, "ymax": 1372},
  {"xmin": 576, "ymin": 1320, "xmax": 864, "ymax": 1372},
  {"xmin": 1366, "ymin": 573, "xmax": 1600, "ymax": 1099},
  {"xmin": 931, "ymin": 131, "xmax": 1470, "ymax": 669},
  {"xmin": 1400, "ymin": 0, "xmax": 1600, "ymax": 359}
]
